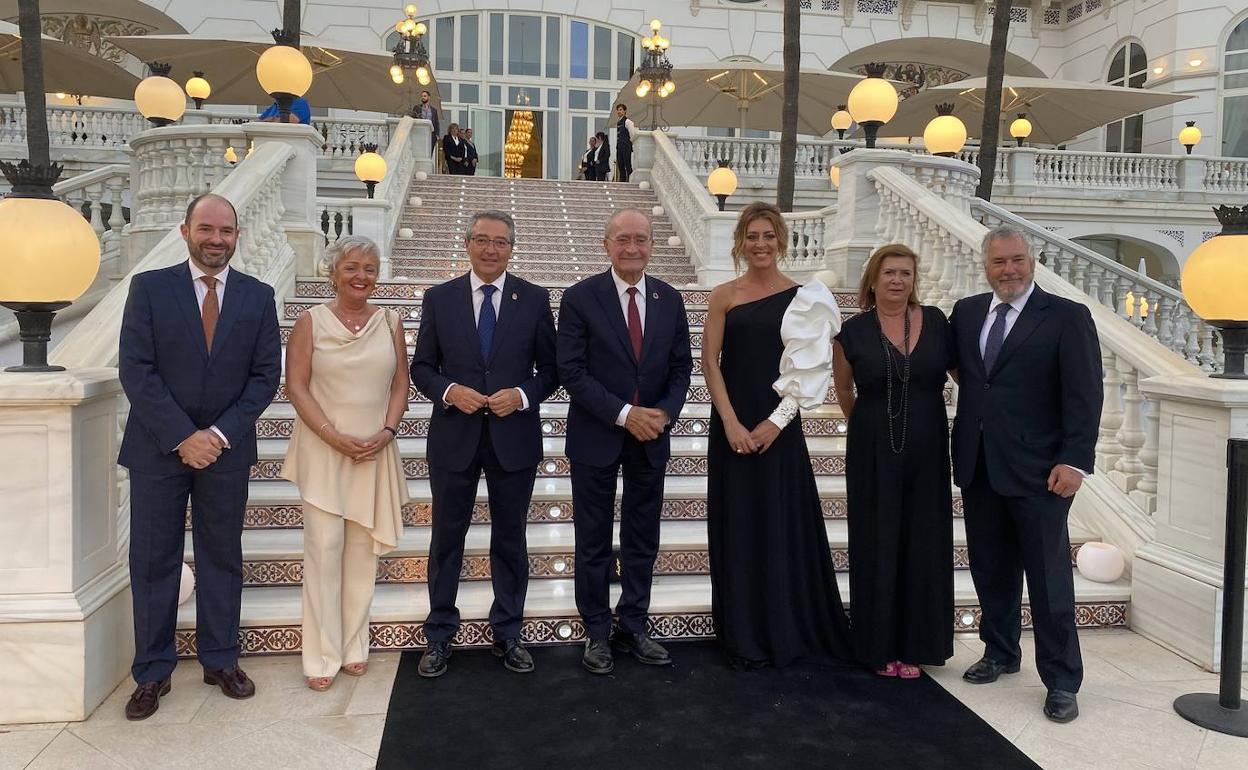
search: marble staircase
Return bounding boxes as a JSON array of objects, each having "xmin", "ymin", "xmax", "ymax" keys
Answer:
[{"xmin": 173, "ymin": 176, "xmax": 1130, "ymax": 658}]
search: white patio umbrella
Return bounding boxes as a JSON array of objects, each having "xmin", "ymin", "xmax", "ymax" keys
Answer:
[
  {"xmin": 106, "ymin": 33, "xmax": 440, "ymax": 115},
  {"xmin": 881, "ymin": 76, "xmax": 1192, "ymax": 145},
  {"xmin": 0, "ymin": 20, "xmax": 139, "ymax": 98},
  {"xmin": 0, "ymin": 1, "xmax": 187, "ymax": 34},
  {"xmin": 614, "ymin": 60, "xmax": 874, "ymax": 135}
]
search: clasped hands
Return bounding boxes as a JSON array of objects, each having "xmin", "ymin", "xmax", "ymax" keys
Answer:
[
  {"xmin": 725, "ymin": 419, "xmax": 781, "ymax": 455},
  {"xmin": 447, "ymin": 384, "xmax": 524, "ymax": 417},
  {"xmin": 624, "ymin": 407, "xmax": 669, "ymax": 442},
  {"xmin": 177, "ymin": 429, "xmax": 226, "ymax": 469},
  {"xmin": 323, "ymin": 425, "xmax": 395, "ymax": 463}
]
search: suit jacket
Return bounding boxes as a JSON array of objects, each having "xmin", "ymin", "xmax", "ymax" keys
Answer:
[
  {"xmin": 464, "ymin": 140, "xmax": 479, "ymax": 174},
  {"xmin": 557, "ymin": 270, "xmax": 692, "ymax": 468},
  {"xmin": 593, "ymin": 143, "xmax": 611, "ymax": 180},
  {"xmin": 118, "ymin": 261, "xmax": 281, "ymax": 474},
  {"xmin": 949, "ymin": 284, "xmax": 1103, "ymax": 497},
  {"xmin": 442, "ymin": 134, "xmax": 469, "ymax": 173},
  {"xmin": 410, "ymin": 272, "xmax": 558, "ymax": 473}
]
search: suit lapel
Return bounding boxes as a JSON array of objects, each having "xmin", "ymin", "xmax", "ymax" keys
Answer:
[
  {"xmin": 639, "ymin": 277, "xmax": 656, "ymax": 365},
  {"xmin": 989, "ymin": 285, "xmax": 1050, "ymax": 377},
  {"xmin": 170, "ymin": 262, "xmax": 209, "ymax": 360},
  {"xmin": 454, "ymin": 274, "xmax": 483, "ymax": 364},
  {"xmin": 593, "ymin": 270, "xmax": 638, "ymax": 365},
  {"xmin": 968, "ymin": 293, "xmax": 991, "ymax": 379},
  {"xmin": 486, "ymin": 276, "xmax": 517, "ymax": 364},
  {"xmin": 208, "ymin": 271, "xmax": 245, "ymax": 359}
]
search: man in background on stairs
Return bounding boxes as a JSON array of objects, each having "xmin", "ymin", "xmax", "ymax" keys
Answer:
[
  {"xmin": 443, "ymin": 123, "xmax": 471, "ymax": 176},
  {"xmin": 613, "ymin": 104, "xmax": 637, "ymax": 182},
  {"xmin": 580, "ymin": 135, "xmax": 598, "ymax": 181},
  {"xmin": 464, "ymin": 128, "xmax": 479, "ymax": 175},
  {"xmin": 558, "ymin": 209, "xmax": 693, "ymax": 674},
  {"xmin": 949, "ymin": 225, "xmax": 1103, "ymax": 725},
  {"xmin": 414, "ymin": 89, "xmax": 440, "ymax": 155},
  {"xmin": 594, "ymin": 131, "xmax": 612, "ymax": 184},
  {"xmin": 117, "ymin": 193, "xmax": 282, "ymax": 720},
  {"xmin": 411, "ymin": 210, "xmax": 559, "ymax": 677}
]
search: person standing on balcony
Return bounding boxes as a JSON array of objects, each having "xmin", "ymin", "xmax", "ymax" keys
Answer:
[
  {"xmin": 281, "ymin": 236, "xmax": 410, "ymax": 692},
  {"xmin": 613, "ymin": 104, "xmax": 637, "ymax": 182},
  {"xmin": 442, "ymin": 123, "xmax": 471, "ymax": 175},
  {"xmin": 558, "ymin": 208, "xmax": 692, "ymax": 674},
  {"xmin": 580, "ymin": 136, "xmax": 598, "ymax": 181},
  {"xmin": 949, "ymin": 225, "xmax": 1103, "ymax": 724},
  {"xmin": 410, "ymin": 211, "xmax": 559, "ymax": 677},
  {"xmin": 117, "ymin": 193, "xmax": 281, "ymax": 720},
  {"xmin": 464, "ymin": 128, "xmax": 479, "ymax": 175},
  {"xmin": 703, "ymin": 203, "xmax": 853, "ymax": 669},
  {"xmin": 413, "ymin": 89, "xmax": 440, "ymax": 154},
  {"xmin": 593, "ymin": 131, "xmax": 612, "ymax": 183},
  {"xmin": 832, "ymin": 244, "xmax": 955, "ymax": 679}
]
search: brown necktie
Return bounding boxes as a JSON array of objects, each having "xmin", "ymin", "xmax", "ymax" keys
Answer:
[
  {"xmin": 627, "ymin": 287, "xmax": 642, "ymax": 404},
  {"xmin": 201, "ymin": 275, "xmax": 219, "ymax": 350}
]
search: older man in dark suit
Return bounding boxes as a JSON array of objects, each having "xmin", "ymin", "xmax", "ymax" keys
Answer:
[
  {"xmin": 118, "ymin": 193, "xmax": 281, "ymax": 720},
  {"xmin": 410, "ymin": 210, "xmax": 558, "ymax": 677},
  {"xmin": 557, "ymin": 208, "xmax": 693, "ymax": 674},
  {"xmin": 949, "ymin": 225, "xmax": 1103, "ymax": 724}
]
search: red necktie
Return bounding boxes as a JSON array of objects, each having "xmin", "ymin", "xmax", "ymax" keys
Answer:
[
  {"xmin": 201, "ymin": 275, "xmax": 219, "ymax": 350},
  {"xmin": 627, "ymin": 287, "xmax": 642, "ymax": 405}
]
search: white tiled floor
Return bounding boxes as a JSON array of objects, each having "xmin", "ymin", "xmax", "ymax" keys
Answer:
[{"xmin": 2, "ymin": 632, "xmax": 1246, "ymax": 769}]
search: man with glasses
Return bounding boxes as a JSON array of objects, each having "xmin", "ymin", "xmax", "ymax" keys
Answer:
[
  {"xmin": 410, "ymin": 210, "xmax": 559, "ymax": 677},
  {"xmin": 557, "ymin": 208, "xmax": 693, "ymax": 673}
]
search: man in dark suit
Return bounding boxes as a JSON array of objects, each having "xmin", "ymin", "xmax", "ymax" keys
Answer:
[
  {"xmin": 593, "ymin": 131, "xmax": 612, "ymax": 183},
  {"xmin": 413, "ymin": 89, "xmax": 440, "ymax": 154},
  {"xmin": 442, "ymin": 123, "xmax": 470, "ymax": 175},
  {"xmin": 557, "ymin": 208, "xmax": 692, "ymax": 674},
  {"xmin": 118, "ymin": 193, "xmax": 281, "ymax": 720},
  {"xmin": 949, "ymin": 225, "xmax": 1103, "ymax": 724},
  {"xmin": 581, "ymin": 136, "xmax": 598, "ymax": 181},
  {"xmin": 464, "ymin": 128, "xmax": 479, "ymax": 175},
  {"xmin": 410, "ymin": 210, "xmax": 558, "ymax": 676}
]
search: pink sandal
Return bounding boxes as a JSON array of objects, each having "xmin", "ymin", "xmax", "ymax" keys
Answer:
[
  {"xmin": 898, "ymin": 663, "xmax": 922, "ymax": 679},
  {"xmin": 342, "ymin": 662, "xmax": 368, "ymax": 677},
  {"xmin": 306, "ymin": 676, "xmax": 334, "ymax": 691},
  {"xmin": 875, "ymin": 661, "xmax": 899, "ymax": 677}
]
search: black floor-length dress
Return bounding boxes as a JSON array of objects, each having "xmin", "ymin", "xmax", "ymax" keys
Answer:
[
  {"xmin": 707, "ymin": 286, "xmax": 852, "ymax": 667},
  {"xmin": 837, "ymin": 305, "xmax": 955, "ymax": 668}
]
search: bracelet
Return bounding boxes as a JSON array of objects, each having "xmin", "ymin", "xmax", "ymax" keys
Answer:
[
  {"xmin": 317, "ymin": 421, "xmax": 332, "ymax": 437},
  {"xmin": 383, "ymin": 426, "xmax": 398, "ymax": 437}
]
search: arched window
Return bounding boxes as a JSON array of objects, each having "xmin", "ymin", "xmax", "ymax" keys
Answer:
[
  {"xmin": 1222, "ymin": 18, "xmax": 1248, "ymax": 157},
  {"xmin": 1105, "ymin": 42, "xmax": 1147, "ymax": 153}
]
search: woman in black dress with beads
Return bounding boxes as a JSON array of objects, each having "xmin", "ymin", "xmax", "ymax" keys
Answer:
[{"xmin": 832, "ymin": 243, "xmax": 954, "ymax": 678}]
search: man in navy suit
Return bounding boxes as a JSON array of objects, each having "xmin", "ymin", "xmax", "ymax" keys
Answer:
[
  {"xmin": 949, "ymin": 225, "xmax": 1103, "ymax": 724},
  {"xmin": 557, "ymin": 208, "xmax": 692, "ymax": 674},
  {"xmin": 118, "ymin": 193, "xmax": 281, "ymax": 720},
  {"xmin": 410, "ymin": 210, "xmax": 558, "ymax": 676}
]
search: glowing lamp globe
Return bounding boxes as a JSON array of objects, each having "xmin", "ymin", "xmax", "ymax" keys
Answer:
[
  {"xmin": 355, "ymin": 145, "xmax": 388, "ymax": 198},
  {"xmin": 1075, "ymin": 542, "xmax": 1125, "ymax": 583},
  {"xmin": 847, "ymin": 63, "xmax": 897, "ymax": 148},
  {"xmin": 829, "ymin": 164, "xmax": 841, "ymax": 188},
  {"xmin": 135, "ymin": 65, "xmax": 186, "ymax": 127},
  {"xmin": 1010, "ymin": 114, "xmax": 1032, "ymax": 147},
  {"xmin": 415, "ymin": 22, "xmax": 427, "ymax": 35},
  {"xmin": 184, "ymin": 71, "xmax": 211, "ymax": 109},
  {"xmin": 650, "ymin": 18, "xmax": 662, "ymax": 33},
  {"xmin": 1180, "ymin": 121, "xmax": 1202, "ymax": 155},
  {"xmin": 405, "ymin": 3, "xmax": 418, "ymax": 16},
  {"xmin": 706, "ymin": 161, "xmax": 737, "ymax": 212},
  {"xmin": 391, "ymin": 69, "xmax": 404, "ymax": 85},
  {"xmin": 831, "ymin": 104, "xmax": 853, "ymax": 139},
  {"xmin": 922, "ymin": 104, "xmax": 967, "ymax": 158},
  {"xmin": 1181, "ymin": 204, "xmax": 1248, "ymax": 378},
  {"xmin": 635, "ymin": 82, "xmax": 650, "ymax": 98},
  {"xmin": 416, "ymin": 66, "xmax": 431, "ymax": 86},
  {"xmin": 224, "ymin": 146, "xmax": 238, "ymax": 165},
  {"xmin": 256, "ymin": 44, "xmax": 313, "ymax": 98}
]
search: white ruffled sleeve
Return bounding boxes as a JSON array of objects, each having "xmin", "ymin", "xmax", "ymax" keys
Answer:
[{"xmin": 767, "ymin": 281, "xmax": 843, "ymax": 429}]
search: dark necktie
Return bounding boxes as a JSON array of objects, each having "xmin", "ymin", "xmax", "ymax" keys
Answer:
[
  {"xmin": 982, "ymin": 302, "xmax": 1011, "ymax": 373},
  {"xmin": 626, "ymin": 287, "xmax": 643, "ymax": 360},
  {"xmin": 478, "ymin": 284, "xmax": 497, "ymax": 360},
  {"xmin": 201, "ymin": 275, "xmax": 219, "ymax": 350}
]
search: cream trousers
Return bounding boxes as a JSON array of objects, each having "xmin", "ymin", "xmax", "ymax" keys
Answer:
[{"xmin": 302, "ymin": 501, "xmax": 378, "ymax": 678}]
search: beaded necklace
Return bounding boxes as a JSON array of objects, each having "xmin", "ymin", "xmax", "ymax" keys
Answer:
[{"xmin": 877, "ymin": 306, "xmax": 913, "ymax": 455}]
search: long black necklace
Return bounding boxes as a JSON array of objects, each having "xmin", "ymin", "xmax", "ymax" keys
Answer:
[{"xmin": 878, "ymin": 307, "xmax": 912, "ymax": 455}]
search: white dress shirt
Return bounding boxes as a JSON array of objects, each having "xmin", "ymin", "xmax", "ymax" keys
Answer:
[
  {"xmin": 442, "ymin": 271, "xmax": 529, "ymax": 410},
  {"xmin": 977, "ymin": 281, "xmax": 1086, "ymax": 477},
  {"xmin": 184, "ymin": 260, "xmax": 231, "ymax": 449},
  {"xmin": 612, "ymin": 269, "xmax": 647, "ymax": 427}
]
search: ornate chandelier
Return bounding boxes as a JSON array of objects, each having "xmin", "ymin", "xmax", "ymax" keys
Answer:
[
  {"xmin": 634, "ymin": 19, "xmax": 674, "ymax": 131},
  {"xmin": 390, "ymin": 4, "xmax": 431, "ymax": 86}
]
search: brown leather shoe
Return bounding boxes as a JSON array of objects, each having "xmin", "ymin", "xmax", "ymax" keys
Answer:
[
  {"xmin": 202, "ymin": 665, "xmax": 256, "ymax": 699},
  {"xmin": 124, "ymin": 679, "xmax": 170, "ymax": 721}
]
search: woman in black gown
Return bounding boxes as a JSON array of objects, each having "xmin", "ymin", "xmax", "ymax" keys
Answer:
[
  {"xmin": 832, "ymin": 243, "xmax": 954, "ymax": 679},
  {"xmin": 704, "ymin": 202, "xmax": 852, "ymax": 668}
]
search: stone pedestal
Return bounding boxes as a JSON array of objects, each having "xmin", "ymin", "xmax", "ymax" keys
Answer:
[
  {"xmin": 242, "ymin": 123, "xmax": 325, "ymax": 281},
  {"xmin": 346, "ymin": 199, "xmax": 393, "ymax": 275},
  {"xmin": 631, "ymin": 132, "xmax": 656, "ymax": 185},
  {"xmin": 825, "ymin": 149, "xmax": 913, "ymax": 282},
  {"xmin": 0, "ymin": 369, "xmax": 131, "ymax": 723},
  {"xmin": 1133, "ymin": 374, "xmax": 1248, "ymax": 671},
  {"xmin": 692, "ymin": 213, "xmax": 741, "ymax": 286}
]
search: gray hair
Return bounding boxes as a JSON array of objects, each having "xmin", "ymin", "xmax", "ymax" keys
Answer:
[
  {"xmin": 465, "ymin": 210, "xmax": 516, "ymax": 243},
  {"xmin": 322, "ymin": 235, "xmax": 381, "ymax": 274},
  {"xmin": 604, "ymin": 207, "xmax": 654, "ymax": 239},
  {"xmin": 981, "ymin": 225, "xmax": 1033, "ymax": 260}
]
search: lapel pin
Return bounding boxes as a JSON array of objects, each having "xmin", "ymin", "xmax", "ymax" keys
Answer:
[
  {"xmin": 652, "ymin": 292, "xmax": 659, "ymax": 300},
  {"xmin": 512, "ymin": 292, "xmax": 518, "ymax": 300}
]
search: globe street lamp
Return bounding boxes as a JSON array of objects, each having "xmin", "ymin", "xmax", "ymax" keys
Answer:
[
  {"xmin": 1173, "ymin": 203, "xmax": 1248, "ymax": 738},
  {"xmin": 0, "ymin": 161, "xmax": 101, "ymax": 372},
  {"xmin": 847, "ymin": 62, "xmax": 898, "ymax": 149},
  {"xmin": 134, "ymin": 62, "xmax": 186, "ymax": 127},
  {"xmin": 1180, "ymin": 121, "xmax": 1202, "ymax": 155},
  {"xmin": 706, "ymin": 160, "xmax": 737, "ymax": 211},
  {"xmin": 355, "ymin": 144, "xmax": 388, "ymax": 198},
  {"xmin": 831, "ymin": 105, "xmax": 853, "ymax": 141},
  {"xmin": 636, "ymin": 18, "xmax": 675, "ymax": 131},
  {"xmin": 392, "ymin": 4, "xmax": 432, "ymax": 87},
  {"xmin": 1010, "ymin": 113, "xmax": 1033, "ymax": 147},
  {"xmin": 185, "ymin": 71, "xmax": 211, "ymax": 110},
  {"xmin": 256, "ymin": 29, "xmax": 314, "ymax": 123},
  {"xmin": 923, "ymin": 103, "xmax": 968, "ymax": 158}
]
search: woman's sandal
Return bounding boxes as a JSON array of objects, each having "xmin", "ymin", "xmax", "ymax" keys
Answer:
[
  {"xmin": 875, "ymin": 661, "xmax": 899, "ymax": 677},
  {"xmin": 898, "ymin": 663, "xmax": 922, "ymax": 679},
  {"xmin": 307, "ymin": 676, "xmax": 335, "ymax": 691},
  {"xmin": 341, "ymin": 662, "xmax": 368, "ymax": 677}
]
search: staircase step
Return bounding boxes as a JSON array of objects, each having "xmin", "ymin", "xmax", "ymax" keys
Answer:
[
  {"xmin": 171, "ymin": 572, "xmax": 1131, "ymax": 656},
  {"xmin": 392, "ymin": 266, "xmax": 700, "ymax": 283},
  {"xmin": 293, "ymin": 281, "xmax": 737, "ymax": 307}
]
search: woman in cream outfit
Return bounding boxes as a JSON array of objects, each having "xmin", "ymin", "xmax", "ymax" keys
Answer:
[{"xmin": 282, "ymin": 236, "xmax": 410, "ymax": 691}]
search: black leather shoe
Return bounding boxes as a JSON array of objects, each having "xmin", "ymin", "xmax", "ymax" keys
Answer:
[
  {"xmin": 418, "ymin": 641, "xmax": 451, "ymax": 678},
  {"xmin": 202, "ymin": 665, "xmax": 256, "ymax": 699},
  {"xmin": 614, "ymin": 632, "xmax": 672, "ymax": 666},
  {"xmin": 962, "ymin": 657, "xmax": 1021, "ymax": 684},
  {"xmin": 492, "ymin": 638, "xmax": 534, "ymax": 673},
  {"xmin": 582, "ymin": 638, "xmax": 615, "ymax": 674},
  {"xmin": 1044, "ymin": 689, "xmax": 1079, "ymax": 723},
  {"xmin": 124, "ymin": 679, "xmax": 170, "ymax": 721}
]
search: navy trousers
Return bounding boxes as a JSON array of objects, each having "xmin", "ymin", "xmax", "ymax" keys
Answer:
[{"xmin": 129, "ymin": 465, "xmax": 248, "ymax": 683}]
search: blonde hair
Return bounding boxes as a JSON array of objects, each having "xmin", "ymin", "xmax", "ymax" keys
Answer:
[
  {"xmin": 858, "ymin": 243, "xmax": 921, "ymax": 310},
  {"xmin": 730, "ymin": 202, "xmax": 788, "ymax": 272}
]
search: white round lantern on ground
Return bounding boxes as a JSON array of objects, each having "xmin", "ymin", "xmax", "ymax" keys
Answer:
[
  {"xmin": 652, "ymin": 205, "xmax": 664, "ymax": 216},
  {"xmin": 398, "ymin": 227, "xmax": 414, "ymax": 238},
  {"xmin": 667, "ymin": 235, "xmax": 681, "ymax": 247},
  {"xmin": 1075, "ymin": 542, "xmax": 1125, "ymax": 583},
  {"xmin": 178, "ymin": 563, "xmax": 196, "ymax": 604},
  {"xmin": 408, "ymin": 195, "xmax": 423, "ymax": 207},
  {"xmin": 638, "ymin": 181, "xmax": 651, "ymax": 190},
  {"xmin": 414, "ymin": 171, "xmax": 428, "ymax": 181}
]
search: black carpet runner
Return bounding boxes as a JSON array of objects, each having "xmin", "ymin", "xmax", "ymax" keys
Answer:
[{"xmin": 377, "ymin": 641, "xmax": 1040, "ymax": 769}]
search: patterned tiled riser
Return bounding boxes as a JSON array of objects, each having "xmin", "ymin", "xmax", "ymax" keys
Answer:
[
  {"xmin": 191, "ymin": 544, "xmax": 1082, "ymax": 587},
  {"xmin": 394, "ymin": 267, "xmax": 701, "ymax": 283},
  {"xmin": 173, "ymin": 602, "xmax": 1129, "ymax": 657}
]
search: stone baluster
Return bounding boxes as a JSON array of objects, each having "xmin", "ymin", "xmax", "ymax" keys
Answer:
[
  {"xmin": 172, "ymin": 142, "xmax": 191, "ymax": 211},
  {"xmin": 1142, "ymin": 290, "xmax": 1159, "ymax": 338},
  {"xmin": 1111, "ymin": 363, "xmax": 1146, "ymax": 491},
  {"xmin": 87, "ymin": 189, "xmax": 106, "ymax": 237},
  {"xmin": 1095, "ymin": 350, "xmax": 1124, "ymax": 472},
  {"xmin": 1085, "ymin": 263, "xmax": 1104, "ymax": 309},
  {"xmin": 1155, "ymin": 295, "xmax": 1176, "ymax": 351},
  {"xmin": 1198, "ymin": 325, "xmax": 1217, "ymax": 372},
  {"xmin": 1131, "ymin": 396, "xmax": 1160, "ymax": 514},
  {"xmin": 107, "ymin": 177, "xmax": 127, "ymax": 232}
]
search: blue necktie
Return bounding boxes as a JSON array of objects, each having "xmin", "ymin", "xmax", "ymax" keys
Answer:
[
  {"xmin": 478, "ymin": 284, "xmax": 497, "ymax": 360},
  {"xmin": 982, "ymin": 303, "xmax": 1011, "ymax": 373}
]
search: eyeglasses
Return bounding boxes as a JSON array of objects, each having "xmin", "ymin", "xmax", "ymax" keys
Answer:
[
  {"xmin": 468, "ymin": 236, "xmax": 513, "ymax": 249},
  {"xmin": 610, "ymin": 235, "xmax": 652, "ymax": 247}
]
